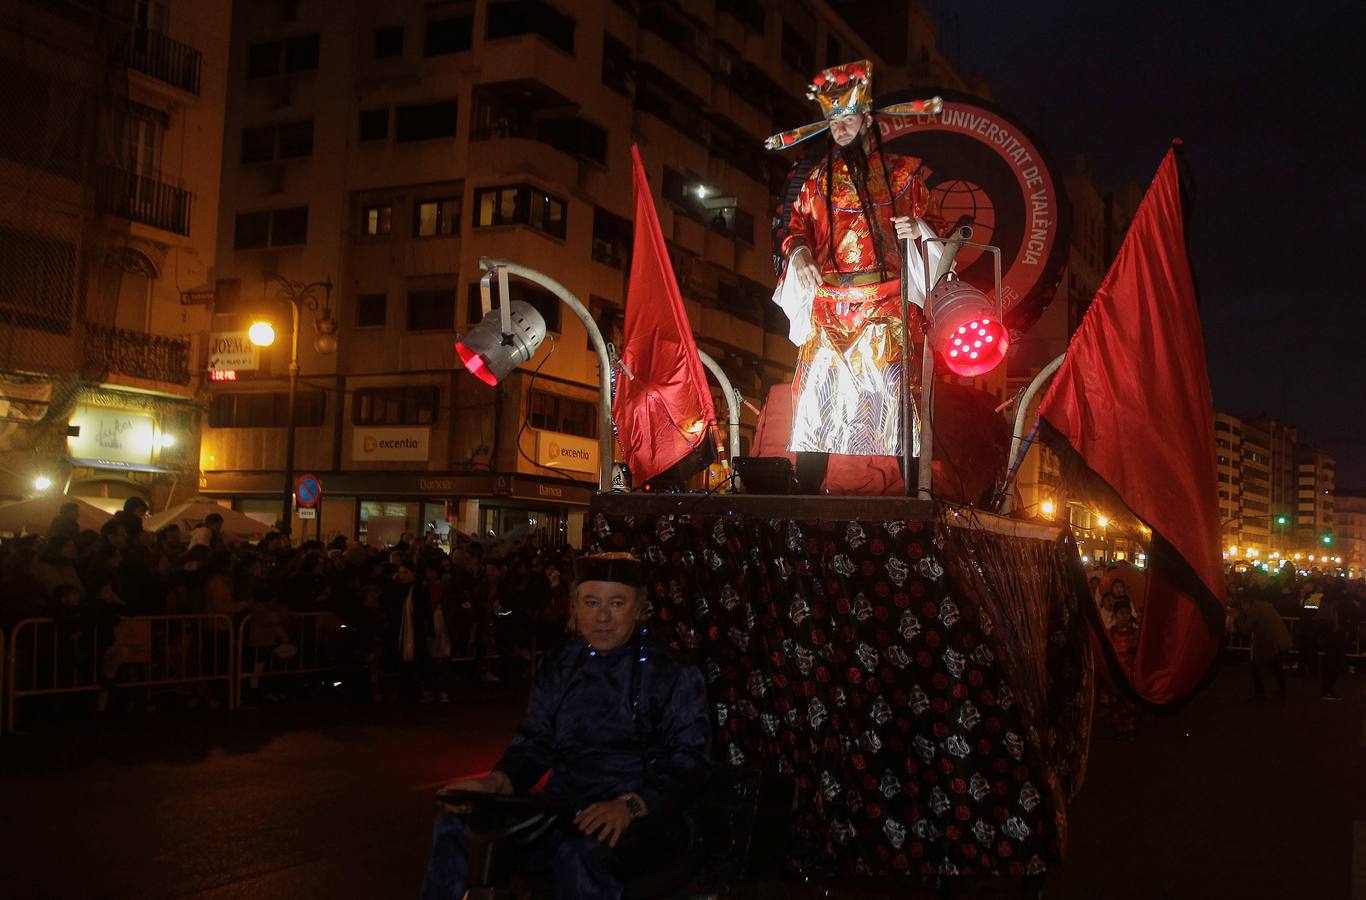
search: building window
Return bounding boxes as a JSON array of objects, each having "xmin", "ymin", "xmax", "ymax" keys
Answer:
[
  {"xmin": 537, "ymin": 118, "xmax": 607, "ymax": 166},
  {"xmin": 246, "ymin": 34, "xmax": 320, "ymax": 78},
  {"xmin": 486, "ymin": 1, "xmax": 575, "ymax": 55},
  {"xmin": 601, "ymin": 35, "xmax": 632, "ymax": 96},
  {"xmin": 425, "ymin": 15, "xmax": 473, "ymax": 55},
  {"xmin": 591, "ymin": 206, "xmax": 631, "ymax": 270},
  {"xmin": 240, "ymin": 121, "xmax": 313, "ymax": 163},
  {"xmin": 241, "ymin": 126, "xmax": 275, "ymax": 164},
  {"xmin": 466, "ymin": 279, "xmax": 561, "ymax": 333},
  {"xmin": 395, "ymin": 99, "xmax": 458, "ymax": 142},
  {"xmin": 209, "ymin": 391, "xmax": 325, "ymax": 427},
  {"xmin": 353, "ymin": 385, "xmax": 439, "ymax": 426},
  {"xmin": 362, "ymin": 204, "xmax": 392, "ymax": 236},
  {"xmin": 780, "ymin": 23, "xmax": 814, "ymax": 73},
  {"xmin": 473, "ymin": 183, "xmax": 566, "ymax": 239},
  {"xmin": 285, "ymin": 34, "xmax": 321, "ymax": 72},
  {"xmin": 407, "ymin": 288, "xmax": 456, "ymax": 331},
  {"xmin": 414, "ymin": 197, "xmax": 460, "ymax": 237},
  {"xmin": 0, "ymin": 226, "xmax": 76, "ymax": 334},
  {"xmin": 528, "ymin": 390, "xmax": 597, "ymax": 438},
  {"xmin": 374, "ymin": 25, "xmax": 404, "ymax": 58},
  {"xmin": 662, "ymin": 166, "xmax": 700, "ymax": 218},
  {"xmin": 278, "ymin": 120, "xmax": 313, "ymax": 158},
  {"xmin": 247, "ymin": 41, "xmax": 281, "ymax": 78},
  {"xmin": 359, "ymin": 108, "xmax": 389, "ymax": 142},
  {"xmin": 587, "ymin": 294, "xmax": 621, "ymax": 352},
  {"xmin": 716, "ymin": 0, "xmax": 765, "ymax": 33},
  {"xmin": 234, "ymin": 207, "xmax": 308, "ymax": 249},
  {"xmin": 356, "ymin": 293, "xmax": 386, "ymax": 327}
]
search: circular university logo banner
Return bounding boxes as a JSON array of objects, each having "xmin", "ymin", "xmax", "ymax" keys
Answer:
[{"xmin": 878, "ymin": 92, "xmax": 1069, "ymax": 338}]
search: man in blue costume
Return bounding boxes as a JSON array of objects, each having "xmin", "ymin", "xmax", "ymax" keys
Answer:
[{"xmin": 420, "ymin": 552, "xmax": 710, "ymax": 899}]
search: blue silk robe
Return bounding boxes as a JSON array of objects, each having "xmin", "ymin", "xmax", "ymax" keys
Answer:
[{"xmin": 421, "ymin": 636, "xmax": 710, "ymax": 899}]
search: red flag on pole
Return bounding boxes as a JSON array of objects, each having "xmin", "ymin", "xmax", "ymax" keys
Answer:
[
  {"xmin": 1039, "ymin": 143, "xmax": 1224, "ymax": 706},
  {"xmin": 613, "ymin": 146, "xmax": 716, "ymax": 485}
]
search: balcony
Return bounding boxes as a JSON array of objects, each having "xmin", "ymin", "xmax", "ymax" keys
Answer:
[
  {"xmin": 98, "ymin": 166, "xmax": 192, "ymax": 236},
  {"xmin": 85, "ymin": 323, "xmax": 191, "ymax": 386},
  {"xmin": 116, "ymin": 28, "xmax": 203, "ymax": 96}
]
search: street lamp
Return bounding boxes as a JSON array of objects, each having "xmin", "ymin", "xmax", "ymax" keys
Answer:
[
  {"xmin": 32, "ymin": 475, "xmax": 52, "ymax": 492},
  {"xmin": 254, "ymin": 274, "xmax": 335, "ymax": 536},
  {"xmin": 248, "ymin": 321, "xmax": 276, "ymax": 348}
]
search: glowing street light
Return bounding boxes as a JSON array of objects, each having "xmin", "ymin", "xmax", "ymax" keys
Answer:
[
  {"xmin": 1040, "ymin": 499, "xmax": 1055, "ymax": 517},
  {"xmin": 248, "ymin": 320, "xmax": 277, "ymax": 347},
  {"xmin": 1096, "ymin": 515, "xmax": 1109, "ymax": 528},
  {"xmin": 32, "ymin": 475, "xmax": 52, "ymax": 492}
]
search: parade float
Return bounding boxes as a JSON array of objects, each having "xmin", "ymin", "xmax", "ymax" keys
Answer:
[{"xmin": 454, "ymin": 61, "xmax": 1222, "ymax": 892}]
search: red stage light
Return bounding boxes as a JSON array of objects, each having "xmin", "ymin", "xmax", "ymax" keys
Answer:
[
  {"xmin": 455, "ymin": 342, "xmax": 500, "ymax": 386},
  {"xmin": 928, "ymin": 283, "xmax": 1009, "ymax": 377}
]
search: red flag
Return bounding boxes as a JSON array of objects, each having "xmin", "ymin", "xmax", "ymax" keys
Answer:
[
  {"xmin": 613, "ymin": 146, "xmax": 716, "ymax": 484},
  {"xmin": 1038, "ymin": 144, "xmax": 1224, "ymax": 705}
]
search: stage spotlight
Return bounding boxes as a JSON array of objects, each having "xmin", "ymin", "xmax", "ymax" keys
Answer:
[
  {"xmin": 929, "ymin": 276, "xmax": 1009, "ymax": 377},
  {"xmin": 455, "ymin": 301, "xmax": 547, "ymax": 386}
]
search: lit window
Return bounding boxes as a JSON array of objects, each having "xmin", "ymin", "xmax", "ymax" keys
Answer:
[
  {"xmin": 362, "ymin": 204, "xmax": 392, "ymax": 236},
  {"xmin": 414, "ymin": 197, "xmax": 460, "ymax": 237}
]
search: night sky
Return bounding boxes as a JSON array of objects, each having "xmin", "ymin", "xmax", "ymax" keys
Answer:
[{"xmin": 933, "ymin": 0, "xmax": 1366, "ymax": 486}]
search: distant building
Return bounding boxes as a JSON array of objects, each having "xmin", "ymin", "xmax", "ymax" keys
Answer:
[
  {"xmin": 1296, "ymin": 445, "xmax": 1336, "ymax": 558},
  {"xmin": 1334, "ymin": 489, "xmax": 1366, "ymax": 578},
  {"xmin": 0, "ymin": 0, "xmax": 229, "ymax": 513}
]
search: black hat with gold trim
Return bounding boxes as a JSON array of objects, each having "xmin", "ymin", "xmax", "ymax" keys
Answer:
[{"xmin": 572, "ymin": 551, "xmax": 645, "ymax": 587}]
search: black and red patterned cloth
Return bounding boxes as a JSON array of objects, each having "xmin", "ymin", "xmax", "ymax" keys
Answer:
[{"xmin": 591, "ymin": 509, "xmax": 1093, "ymax": 879}]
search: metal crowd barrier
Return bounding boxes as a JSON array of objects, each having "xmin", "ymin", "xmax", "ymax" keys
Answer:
[
  {"xmin": 234, "ymin": 611, "xmax": 342, "ymax": 707},
  {"xmin": 5, "ymin": 614, "xmax": 235, "ymax": 734},
  {"xmin": 1224, "ymin": 616, "xmax": 1365, "ymax": 659}
]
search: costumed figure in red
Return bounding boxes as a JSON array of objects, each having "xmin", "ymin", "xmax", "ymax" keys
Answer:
[
  {"xmin": 1105, "ymin": 599, "xmax": 1140, "ymax": 737},
  {"xmin": 767, "ymin": 60, "xmax": 947, "ymax": 489}
]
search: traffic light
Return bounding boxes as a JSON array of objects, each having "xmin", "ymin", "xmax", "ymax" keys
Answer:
[
  {"xmin": 1321, "ymin": 534, "xmax": 1333, "ymax": 545},
  {"xmin": 1275, "ymin": 515, "xmax": 1289, "ymax": 526}
]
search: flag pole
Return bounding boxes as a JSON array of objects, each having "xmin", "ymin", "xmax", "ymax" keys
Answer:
[{"xmin": 899, "ymin": 238, "xmax": 916, "ymax": 496}]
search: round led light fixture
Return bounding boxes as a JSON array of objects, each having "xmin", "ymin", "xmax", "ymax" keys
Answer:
[{"xmin": 455, "ymin": 301, "xmax": 548, "ymax": 386}]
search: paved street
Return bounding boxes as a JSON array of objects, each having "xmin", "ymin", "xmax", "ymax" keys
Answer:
[{"xmin": 1, "ymin": 663, "xmax": 1362, "ymax": 900}]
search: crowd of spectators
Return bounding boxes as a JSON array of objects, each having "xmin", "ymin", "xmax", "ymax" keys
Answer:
[
  {"xmin": 0, "ymin": 498, "xmax": 578, "ymax": 712},
  {"xmin": 1227, "ymin": 567, "xmax": 1365, "ymax": 700}
]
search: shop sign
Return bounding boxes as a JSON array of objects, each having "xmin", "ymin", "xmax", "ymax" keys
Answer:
[
  {"xmin": 67, "ymin": 405, "xmax": 156, "ymax": 465},
  {"xmin": 207, "ymin": 332, "xmax": 261, "ymax": 372},
  {"xmin": 352, "ymin": 427, "xmax": 430, "ymax": 462},
  {"xmin": 535, "ymin": 431, "xmax": 598, "ymax": 474}
]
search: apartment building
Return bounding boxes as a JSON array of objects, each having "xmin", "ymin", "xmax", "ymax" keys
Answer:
[
  {"xmin": 1334, "ymin": 489, "xmax": 1366, "ymax": 578},
  {"xmin": 1296, "ymin": 445, "xmax": 1335, "ymax": 555},
  {"xmin": 0, "ymin": 0, "xmax": 230, "ymax": 512},
  {"xmin": 200, "ymin": 0, "xmax": 971, "ymax": 544}
]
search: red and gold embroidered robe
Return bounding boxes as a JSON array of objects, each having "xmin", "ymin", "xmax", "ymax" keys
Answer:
[{"xmin": 780, "ymin": 150, "xmax": 940, "ymax": 456}]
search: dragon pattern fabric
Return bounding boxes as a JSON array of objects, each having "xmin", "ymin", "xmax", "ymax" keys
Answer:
[{"xmin": 592, "ymin": 511, "xmax": 1092, "ymax": 879}]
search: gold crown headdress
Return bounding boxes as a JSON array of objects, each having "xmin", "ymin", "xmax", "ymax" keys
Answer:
[{"xmin": 764, "ymin": 59, "xmax": 944, "ymax": 151}]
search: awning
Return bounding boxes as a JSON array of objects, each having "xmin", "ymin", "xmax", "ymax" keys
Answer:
[{"xmin": 70, "ymin": 458, "xmax": 180, "ymax": 475}]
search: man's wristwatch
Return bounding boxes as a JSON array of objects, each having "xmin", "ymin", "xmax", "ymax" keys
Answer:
[{"xmin": 620, "ymin": 793, "xmax": 646, "ymax": 820}]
